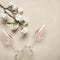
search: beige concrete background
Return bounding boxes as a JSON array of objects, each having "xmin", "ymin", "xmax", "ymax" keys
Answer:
[{"xmin": 0, "ymin": 0, "xmax": 60, "ymax": 60}]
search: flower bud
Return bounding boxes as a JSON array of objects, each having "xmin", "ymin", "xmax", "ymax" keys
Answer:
[
  {"xmin": 18, "ymin": 7, "xmax": 24, "ymax": 15},
  {"xmin": 22, "ymin": 16, "xmax": 29, "ymax": 26},
  {"xmin": 21, "ymin": 27, "xmax": 28, "ymax": 34},
  {"xmin": 0, "ymin": 13, "xmax": 7, "ymax": 20},
  {"xmin": 15, "ymin": 14, "xmax": 23, "ymax": 21},
  {"xmin": 11, "ymin": 24, "xmax": 19, "ymax": 31},
  {"xmin": 8, "ymin": 2, "xmax": 14, "ymax": 7}
]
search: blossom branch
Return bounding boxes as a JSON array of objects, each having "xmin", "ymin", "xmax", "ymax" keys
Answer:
[
  {"xmin": 0, "ymin": 2, "xmax": 29, "ymax": 33},
  {"xmin": 0, "ymin": 4, "xmax": 15, "ymax": 20},
  {"xmin": 0, "ymin": 4, "xmax": 6, "ymax": 9}
]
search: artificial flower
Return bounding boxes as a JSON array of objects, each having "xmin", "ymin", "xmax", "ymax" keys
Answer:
[
  {"xmin": 8, "ymin": 2, "xmax": 17, "ymax": 10},
  {"xmin": 21, "ymin": 27, "xmax": 29, "ymax": 34},
  {"xmin": 0, "ymin": 13, "xmax": 7, "ymax": 20},
  {"xmin": 8, "ymin": 2, "xmax": 14, "ymax": 7},
  {"xmin": 22, "ymin": 16, "xmax": 29, "ymax": 25},
  {"xmin": 12, "ymin": 5, "xmax": 17, "ymax": 10},
  {"xmin": 11, "ymin": 24, "xmax": 19, "ymax": 30},
  {"xmin": 18, "ymin": 7, "xmax": 24, "ymax": 14},
  {"xmin": 15, "ymin": 14, "xmax": 23, "ymax": 21}
]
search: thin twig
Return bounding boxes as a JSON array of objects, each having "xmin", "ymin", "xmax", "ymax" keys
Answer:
[
  {"xmin": 0, "ymin": 4, "xmax": 6, "ymax": 9},
  {"xmin": 5, "ymin": 10, "xmax": 15, "ymax": 19},
  {"xmin": 0, "ymin": 4, "xmax": 25, "ymax": 26},
  {"xmin": 0, "ymin": 4, "xmax": 15, "ymax": 20}
]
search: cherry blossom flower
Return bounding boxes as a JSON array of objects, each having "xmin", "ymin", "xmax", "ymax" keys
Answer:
[
  {"xmin": 15, "ymin": 14, "xmax": 23, "ymax": 21},
  {"xmin": 0, "ymin": 13, "xmax": 7, "ymax": 20},
  {"xmin": 22, "ymin": 16, "xmax": 29, "ymax": 25},
  {"xmin": 11, "ymin": 24, "xmax": 19, "ymax": 31},
  {"xmin": 18, "ymin": 7, "xmax": 24, "ymax": 14}
]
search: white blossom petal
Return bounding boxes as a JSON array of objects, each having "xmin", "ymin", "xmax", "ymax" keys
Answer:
[
  {"xmin": 21, "ymin": 27, "xmax": 28, "ymax": 34},
  {"xmin": 11, "ymin": 24, "xmax": 19, "ymax": 30},
  {"xmin": 0, "ymin": 13, "xmax": 7, "ymax": 20},
  {"xmin": 8, "ymin": 2, "xmax": 14, "ymax": 6},
  {"xmin": 8, "ymin": 2, "xmax": 17, "ymax": 10},
  {"xmin": 15, "ymin": 14, "xmax": 23, "ymax": 21},
  {"xmin": 12, "ymin": 5, "xmax": 17, "ymax": 10},
  {"xmin": 18, "ymin": 7, "xmax": 24, "ymax": 14},
  {"xmin": 22, "ymin": 16, "xmax": 29, "ymax": 25}
]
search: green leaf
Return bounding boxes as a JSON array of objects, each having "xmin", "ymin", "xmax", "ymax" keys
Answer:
[
  {"xmin": 7, "ymin": 20, "xmax": 19, "ymax": 25},
  {"xmin": 15, "ymin": 8, "xmax": 18, "ymax": 13},
  {"xmin": 19, "ymin": 20, "xmax": 25, "ymax": 25},
  {"xmin": 8, "ymin": 6, "xmax": 12, "ymax": 10},
  {"xmin": 7, "ymin": 22, "xmax": 15, "ymax": 24},
  {"xmin": 21, "ymin": 20, "xmax": 25, "ymax": 24},
  {"xmin": 14, "ymin": 20, "xmax": 19, "ymax": 24}
]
